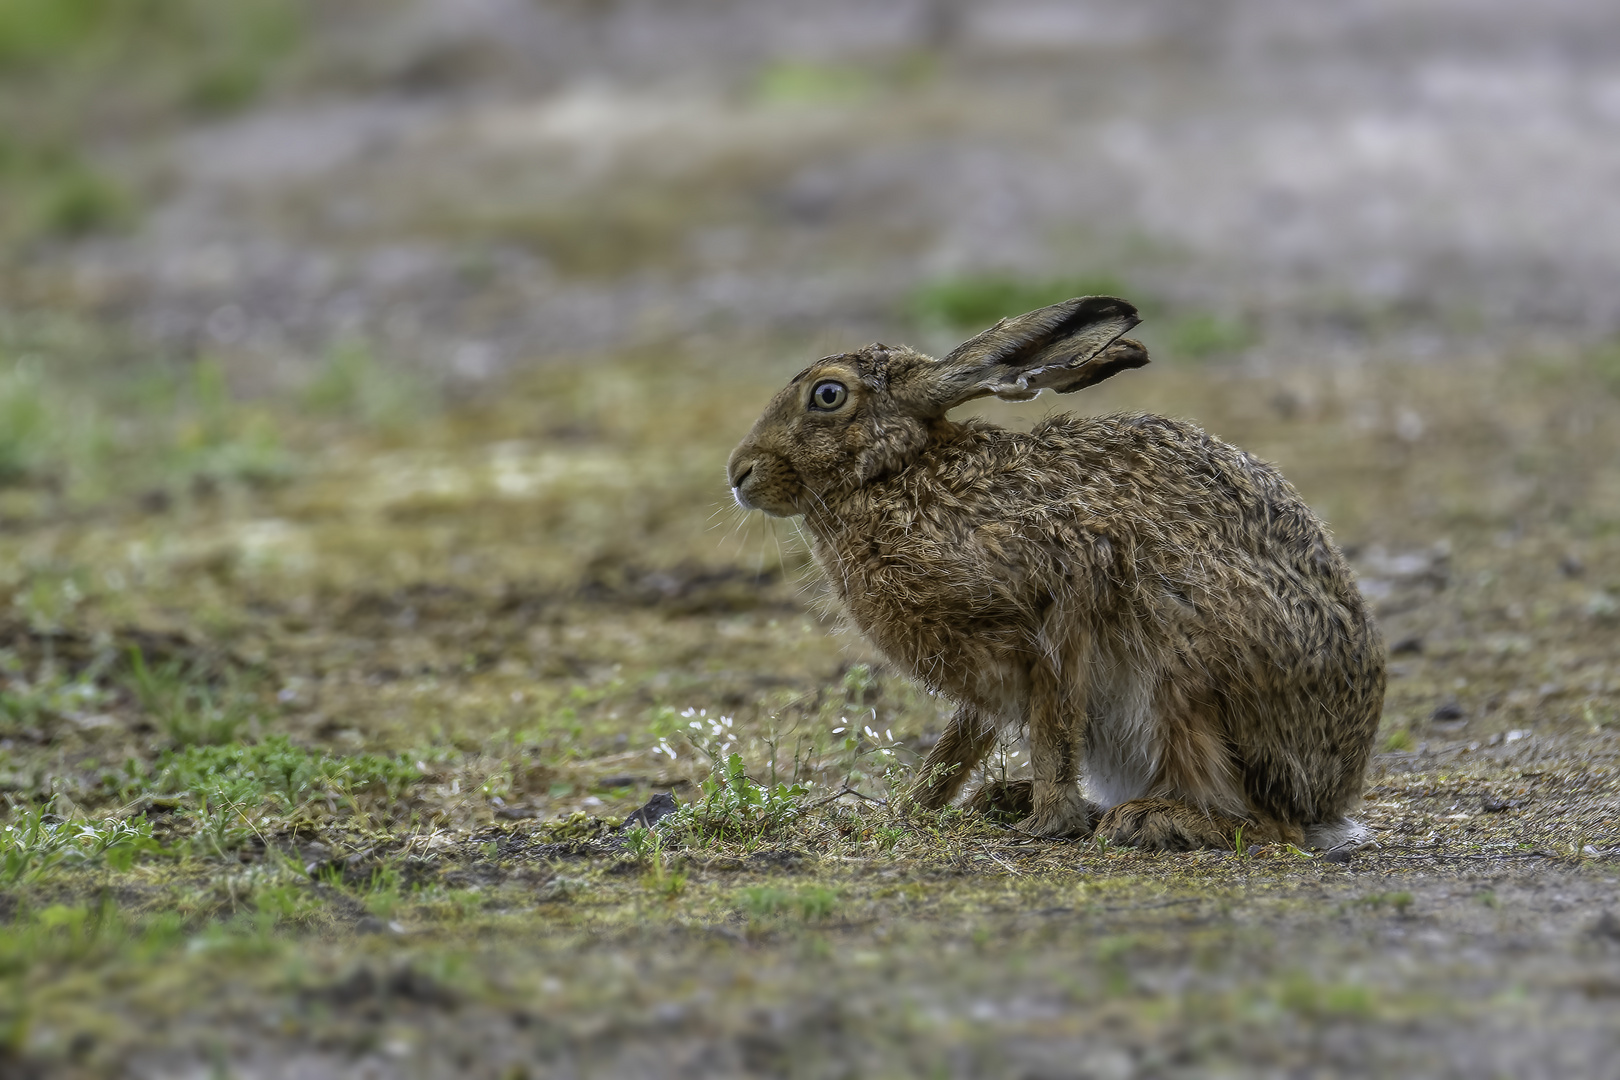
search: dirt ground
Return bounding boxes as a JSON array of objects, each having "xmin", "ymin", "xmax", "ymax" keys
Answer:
[{"xmin": 2, "ymin": 3, "xmax": 1619, "ymax": 1078}]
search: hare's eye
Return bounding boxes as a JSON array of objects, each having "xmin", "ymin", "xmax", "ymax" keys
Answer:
[{"xmin": 810, "ymin": 381, "xmax": 847, "ymax": 411}]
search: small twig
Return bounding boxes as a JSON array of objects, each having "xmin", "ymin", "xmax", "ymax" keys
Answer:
[
  {"xmin": 1372, "ymin": 850, "xmax": 1563, "ymax": 863},
  {"xmin": 805, "ymin": 785, "xmax": 886, "ymax": 810},
  {"xmin": 1000, "ymin": 824, "xmax": 1087, "ymax": 845},
  {"xmin": 982, "ymin": 848, "xmax": 1023, "ymax": 876},
  {"xmin": 217, "ymin": 790, "xmax": 270, "ymax": 850}
]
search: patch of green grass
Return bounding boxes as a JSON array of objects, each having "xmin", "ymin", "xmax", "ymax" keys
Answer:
[
  {"xmin": 0, "ymin": 659, "xmax": 110, "ymax": 737},
  {"xmin": 30, "ymin": 159, "xmax": 131, "ymax": 237},
  {"xmin": 906, "ymin": 273, "xmax": 1135, "ymax": 330},
  {"xmin": 752, "ymin": 53, "xmax": 936, "ymax": 107},
  {"xmin": 1382, "ymin": 728, "xmax": 1416, "ymax": 752},
  {"xmin": 304, "ymin": 339, "xmax": 433, "ymax": 435},
  {"xmin": 358, "ymin": 859, "xmax": 405, "ymax": 920},
  {"xmin": 737, "ymin": 884, "xmax": 839, "ymax": 921},
  {"xmin": 0, "ymin": 359, "xmax": 52, "ymax": 483},
  {"xmin": 754, "ymin": 61, "xmax": 876, "ymax": 106},
  {"xmin": 127, "ymin": 648, "xmax": 258, "ymax": 748},
  {"xmin": 623, "ymin": 824, "xmax": 688, "ymax": 898},
  {"xmin": 0, "ymin": 805, "xmax": 156, "ymax": 885},
  {"xmin": 142, "ymin": 735, "xmax": 422, "ymax": 811},
  {"xmin": 174, "ymin": 359, "xmax": 295, "ymax": 486},
  {"xmin": 1276, "ymin": 973, "xmax": 1377, "ymax": 1019},
  {"xmin": 0, "ymin": 137, "xmax": 131, "ymax": 241},
  {"xmin": 0, "ymin": 0, "xmax": 301, "ymax": 95},
  {"xmin": 682, "ymin": 751, "xmax": 809, "ymax": 841},
  {"xmin": 0, "ymin": 357, "xmax": 113, "ymax": 489},
  {"xmin": 250, "ymin": 880, "xmax": 324, "ymax": 926},
  {"xmin": 1588, "ymin": 340, "xmax": 1620, "ymax": 395},
  {"xmin": 1343, "ymin": 891, "xmax": 1415, "ymax": 916}
]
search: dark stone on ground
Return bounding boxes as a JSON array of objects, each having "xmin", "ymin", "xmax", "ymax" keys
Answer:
[{"xmin": 621, "ymin": 791, "xmax": 678, "ymax": 830}]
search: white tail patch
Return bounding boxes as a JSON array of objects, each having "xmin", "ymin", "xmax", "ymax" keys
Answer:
[{"xmin": 1303, "ymin": 817, "xmax": 1372, "ymax": 851}]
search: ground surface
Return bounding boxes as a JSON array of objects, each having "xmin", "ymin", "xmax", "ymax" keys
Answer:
[{"xmin": 2, "ymin": 3, "xmax": 1619, "ymax": 1078}]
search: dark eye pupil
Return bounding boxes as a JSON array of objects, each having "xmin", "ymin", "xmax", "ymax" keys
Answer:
[{"xmin": 815, "ymin": 383, "xmax": 843, "ymax": 407}]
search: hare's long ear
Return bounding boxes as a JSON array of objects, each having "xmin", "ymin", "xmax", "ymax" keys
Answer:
[{"xmin": 918, "ymin": 296, "xmax": 1147, "ymax": 414}]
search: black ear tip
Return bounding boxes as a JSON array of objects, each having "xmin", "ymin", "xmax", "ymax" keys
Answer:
[{"xmin": 1059, "ymin": 295, "xmax": 1139, "ymax": 322}]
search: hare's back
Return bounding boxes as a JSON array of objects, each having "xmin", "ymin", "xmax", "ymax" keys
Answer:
[{"xmin": 1026, "ymin": 412, "xmax": 1352, "ymax": 587}]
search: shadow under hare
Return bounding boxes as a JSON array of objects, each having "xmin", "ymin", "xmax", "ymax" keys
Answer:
[{"xmin": 727, "ymin": 297, "xmax": 1384, "ymax": 851}]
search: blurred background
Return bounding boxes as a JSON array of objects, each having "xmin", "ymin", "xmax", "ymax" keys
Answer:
[{"xmin": 8, "ymin": 0, "xmax": 1620, "ymax": 383}]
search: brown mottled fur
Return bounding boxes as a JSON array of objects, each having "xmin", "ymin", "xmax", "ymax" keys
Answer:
[{"xmin": 727, "ymin": 297, "xmax": 1384, "ymax": 850}]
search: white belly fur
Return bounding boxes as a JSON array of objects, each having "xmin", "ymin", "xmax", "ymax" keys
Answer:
[{"xmin": 1081, "ymin": 654, "xmax": 1158, "ymax": 809}]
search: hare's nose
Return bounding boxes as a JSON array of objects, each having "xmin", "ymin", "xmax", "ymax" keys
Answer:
[{"xmin": 730, "ymin": 463, "xmax": 754, "ymax": 490}]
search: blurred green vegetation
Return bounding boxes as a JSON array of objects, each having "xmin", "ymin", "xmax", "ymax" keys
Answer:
[
  {"xmin": 304, "ymin": 339, "xmax": 435, "ymax": 435},
  {"xmin": 0, "ymin": 346, "xmax": 294, "ymax": 508},
  {"xmin": 1590, "ymin": 338, "xmax": 1620, "ymax": 395},
  {"xmin": 907, "ymin": 272, "xmax": 1134, "ymax": 330},
  {"xmin": 754, "ymin": 60, "xmax": 876, "ymax": 106},
  {"xmin": 1163, "ymin": 310, "xmax": 1255, "ymax": 359},
  {"xmin": 751, "ymin": 54, "xmax": 936, "ymax": 106},
  {"xmin": 0, "ymin": 0, "xmax": 305, "ymax": 246},
  {"xmin": 0, "ymin": 324, "xmax": 446, "ymax": 519}
]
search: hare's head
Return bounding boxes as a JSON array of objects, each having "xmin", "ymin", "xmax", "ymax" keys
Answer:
[{"xmin": 728, "ymin": 296, "xmax": 1148, "ymax": 516}]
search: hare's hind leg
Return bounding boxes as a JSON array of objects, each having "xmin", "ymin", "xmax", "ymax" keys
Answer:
[
  {"xmin": 1095, "ymin": 799, "xmax": 1292, "ymax": 851},
  {"xmin": 1011, "ymin": 655, "xmax": 1097, "ymax": 838},
  {"xmin": 908, "ymin": 702, "xmax": 998, "ymax": 810}
]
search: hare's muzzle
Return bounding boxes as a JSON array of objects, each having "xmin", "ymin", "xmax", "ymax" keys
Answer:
[{"xmin": 729, "ymin": 462, "xmax": 757, "ymax": 510}]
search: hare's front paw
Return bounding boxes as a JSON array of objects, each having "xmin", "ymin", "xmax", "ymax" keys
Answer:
[
  {"xmin": 966, "ymin": 778, "xmax": 1035, "ymax": 822},
  {"xmin": 1094, "ymin": 798, "xmax": 1242, "ymax": 851},
  {"xmin": 905, "ymin": 776, "xmax": 958, "ymax": 812},
  {"xmin": 1011, "ymin": 786, "xmax": 1098, "ymax": 838}
]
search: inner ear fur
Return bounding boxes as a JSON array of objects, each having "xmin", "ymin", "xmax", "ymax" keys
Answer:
[{"xmin": 926, "ymin": 296, "xmax": 1147, "ymax": 409}]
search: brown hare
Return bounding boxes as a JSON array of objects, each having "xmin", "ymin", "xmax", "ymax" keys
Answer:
[{"xmin": 727, "ymin": 297, "xmax": 1384, "ymax": 851}]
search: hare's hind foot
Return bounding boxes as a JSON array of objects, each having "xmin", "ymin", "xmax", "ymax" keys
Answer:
[
  {"xmin": 1094, "ymin": 798, "xmax": 1256, "ymax": 852},
  {"xmin": 1010, "ymin": 782, "xmax": 1099, "ymax": 839}
]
